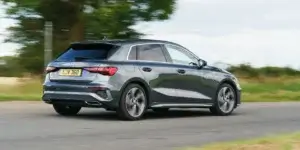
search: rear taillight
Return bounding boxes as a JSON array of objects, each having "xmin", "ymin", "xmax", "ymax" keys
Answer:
[
  {"xmin": 84, "ymin": 67, "xmax": 118, "ymax": 76},
  {"xmin": 45, "ymin": 66, "xmax": 57, "ymax": 73}
]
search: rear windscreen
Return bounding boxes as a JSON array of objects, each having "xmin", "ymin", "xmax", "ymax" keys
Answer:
[{"xmin": 56, "ymin": 43, "xmax": 119, "ymax": 61}]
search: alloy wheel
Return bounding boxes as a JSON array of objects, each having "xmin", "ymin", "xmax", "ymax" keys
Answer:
[
  {"xmin": 125, "ymin": 87, "xmax": 146, "ymax": 117},
  {"xmin": 217, "ymin": 86, "xmax": 236, "ymax": 113}
]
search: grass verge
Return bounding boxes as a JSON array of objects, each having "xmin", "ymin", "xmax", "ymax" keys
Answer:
[
  {"xmin": 240, "ymin": 77, "xmax": 300, "ymax": 102},
  {"xmin": 0, "ymin": 76, "xmax": 300, "ymax": 101},
  {"xmin": 0, "ymin": 79, "xmax": 42, "ymax": 101},
  {"xmin": 183, "ymin": 132, "xmax": 300, "ymax": 150}
]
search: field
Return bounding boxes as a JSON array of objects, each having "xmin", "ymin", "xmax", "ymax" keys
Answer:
[
  {"xmin": 0, "ymin": 77, "xmax": 43, "ymax": 101},
  {"xmin": 184, "ymin": 132, "xmax": 300, "ymax": 150},
  {"xmin": 0, "ymin": 76, "xmax": 299, "ymax": 101},
  {"xmin": 241, "ymin": 77, "xmax": 300, "ymax": 101}
]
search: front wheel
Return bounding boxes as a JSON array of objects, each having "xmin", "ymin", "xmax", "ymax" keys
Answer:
[
  {"xmin": 210, "ymin": 83, "xmax": 236, "ymax": 116},
  {"xmin": 53, "ymin": 104, "xmax": 81, "ymax": 116},
  {"xmin": 117, "ymin": 84, "xmax": 148, "ymax": 121}
]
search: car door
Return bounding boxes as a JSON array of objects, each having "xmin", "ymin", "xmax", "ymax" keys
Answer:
[
  {"xmin": 163, "ymin": 44, "xmax": 215, "ymax": 104},
  {"xmin": 131, "ymin": 44, "xmax": 179, "ymax": 105}
]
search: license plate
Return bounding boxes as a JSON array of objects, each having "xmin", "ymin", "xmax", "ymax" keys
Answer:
[{"xmin": 59, "ymin": 69, "xmax": 82, "ymax": 76}]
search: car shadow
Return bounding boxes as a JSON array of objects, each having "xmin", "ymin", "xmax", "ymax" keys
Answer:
[{"xmin": 49, "ymin": 108, "xmax": 242, "ymax": 121}]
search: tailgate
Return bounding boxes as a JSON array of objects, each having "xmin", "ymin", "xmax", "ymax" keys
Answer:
[{"xmin": 46, "ymin": 42, "xmax": 120, "ymax": 83}]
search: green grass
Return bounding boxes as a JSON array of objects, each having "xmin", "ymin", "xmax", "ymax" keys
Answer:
[
  {"xmin": 182, "ymin": 132, "xmax": 300, "ymax": 150},
  {"xmin": 0, "ymin": 76, "xmax": 300, "ymax": 102},
  {"xmin": 240, "ymin": 77, "xmax": 300, "ymax": 101},
  {"xmin": 0, "ymin": 79, "xmax": 42, "ymax": 101}
]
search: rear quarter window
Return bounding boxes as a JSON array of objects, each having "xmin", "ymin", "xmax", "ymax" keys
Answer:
[
  {"xmin": 136, "ymin": 44, "xmax": 167, "ymax": 62},
  {"xmin": 128, "ymin": 46, "xmax": 137, "ymax": 60}
]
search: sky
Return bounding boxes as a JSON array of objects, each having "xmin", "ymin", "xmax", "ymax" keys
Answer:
[
  {"xmin": 0, "ymin": 4, "xmax": 18, "ymax": 56},
  {"xmin": 1, "ymin": 0, "xmax": 300, "ymax": 68}
]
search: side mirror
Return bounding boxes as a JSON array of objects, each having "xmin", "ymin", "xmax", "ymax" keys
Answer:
[{"xmin": 198, "ymin": 59, "xmax": 207, "ymax": 68}]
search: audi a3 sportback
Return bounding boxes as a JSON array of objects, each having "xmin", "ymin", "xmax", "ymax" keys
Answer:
[{"xmin": 42, "ymin": 39, "xmax": 241, "ymax": 120}]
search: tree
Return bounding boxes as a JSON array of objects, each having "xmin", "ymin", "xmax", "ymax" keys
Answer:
[
  {"xmin": 1, "ymin": 0, "xmax": 176, "ymax": 74},
  {"xmin": 0, "ymin": 56, "xmax": 24, "ymax": 77}
]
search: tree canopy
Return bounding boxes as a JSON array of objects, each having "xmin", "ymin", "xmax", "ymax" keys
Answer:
[{"xmin": 1, "ymin": 0, "xmax": 176, "ymax": 74}]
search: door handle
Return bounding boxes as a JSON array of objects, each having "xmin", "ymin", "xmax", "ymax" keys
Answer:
[
  {"xmin": 177, "ymin": 69, "xmax": 185, "ymax": 74},
  {"xmin": 142, "ymin": 67, "xmax": 152, "ymax": 72}
]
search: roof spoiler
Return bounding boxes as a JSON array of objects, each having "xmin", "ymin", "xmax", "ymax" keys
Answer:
[
  {"xmin": 68, "ymin": 42, "xmax": 120, "ymax": 50},
  {"xmin": 70, "ymin": 40, "xmax": 121, "ymax": 46}
]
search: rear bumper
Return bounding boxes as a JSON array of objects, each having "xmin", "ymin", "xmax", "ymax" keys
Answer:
[
  {"xmin": 42, "ymin": 82, "xmax": 121, "ymax": 108},
  {"xmin": 42, "ymin": 91, "xmax": 114, "ymax": 108}
]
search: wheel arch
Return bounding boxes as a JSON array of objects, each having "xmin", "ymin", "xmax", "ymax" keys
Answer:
[
  {"xmin": 120, "ymin": 77, "xmax": 151, "ymax": 106},
  {"xmin": 219, "ymin": 79, "xmax": 238, "ymax": 92}
]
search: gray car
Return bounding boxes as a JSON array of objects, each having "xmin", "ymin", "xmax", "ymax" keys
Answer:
[{"xmin": 42, "ymin": 39, "xmax": 241, "ymax": 120}]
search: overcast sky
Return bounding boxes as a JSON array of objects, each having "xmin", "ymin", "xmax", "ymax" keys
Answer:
[
  {"xmin": 0, "ymin": 4, "xmax": 18, "ymax": 56},
  {"xmin": 1, "ymin": 0, "xmax": 300, "ymax": 68}
]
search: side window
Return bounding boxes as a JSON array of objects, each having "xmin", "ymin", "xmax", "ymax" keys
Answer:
[
  {"xmin": 136, "ymin": 44, "xmax": 167, "ymax": 62},
  {"xmin": 128, "ymin": 46, "xmax": 137, "ymax": 60},
  {"xmin": 165, "ymin": 44, "xmax": 197, "ymax": 65}
]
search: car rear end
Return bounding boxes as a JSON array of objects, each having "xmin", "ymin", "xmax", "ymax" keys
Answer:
[{"xmin": 42, "ymin": 42, "xmax": 125, "ymax": 109}]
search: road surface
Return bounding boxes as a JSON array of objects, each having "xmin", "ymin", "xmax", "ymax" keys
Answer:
[{"xmin": 0, "ymin": 102, "xmax": 300, "ymax": 150}]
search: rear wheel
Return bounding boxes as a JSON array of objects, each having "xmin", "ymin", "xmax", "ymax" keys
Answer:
[
  {"xmin": 210, "ymin": 83, "xmax": 236, "ymax": 116},
  {"xmin": 117, "ymin": 84, "xmax": 148, "ymax": 121},
  {"xmin": 53, "ymin": 104, "xmax": 81, "ymax": 116}
]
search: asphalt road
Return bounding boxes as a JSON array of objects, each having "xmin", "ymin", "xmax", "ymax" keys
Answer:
[{"xmin": 1, "ymin": 102, "xmax": 300, "ymax": 150}]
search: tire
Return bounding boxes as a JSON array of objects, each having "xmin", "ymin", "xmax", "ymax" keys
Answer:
[
  {"xmin": 117, "ymin": 84, "xmax": 148, "ymax": 121},
  {"xmin": 152, "ymin": 108, "xmax": 169, "ymax": 113},
  {"xmin": 210, "ymin": 83, "xmax": 236, "ymax": 116},
  {"xmin": 53, "ymin": 104, "xmax": 81, "ymax": 116}
]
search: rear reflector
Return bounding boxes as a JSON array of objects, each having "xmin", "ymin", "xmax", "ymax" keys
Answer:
[{"xmin": 84, "ymin": 67, "xmax": 118, "ymax": 76}]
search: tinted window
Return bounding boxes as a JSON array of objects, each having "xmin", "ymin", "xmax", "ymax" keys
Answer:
[
  {"xmin": 165, "ymin": 44, "xmax": 197, "ymax": 65},
  {"xmin": 56, "ymin": 44, "xmax": 119, "ymax": 61},
  {"xmin": 136, "ymin": 44, "xmax": 167, "ymax": 62},
  {"xmin": 128, "ymin": 46, "xmax": 137, "ymax": 60}
]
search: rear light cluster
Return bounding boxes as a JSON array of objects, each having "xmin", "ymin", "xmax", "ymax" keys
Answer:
[
  {"xmin": 44, "ymin": 66, "xmax": 118, "ymax": 76},
  {"xmin": 45, "ymin": 66, "xmax": 57, "ymax": 73},
  {"xmin": 84, "ymin": 67, "xmax": 118, "ymax": 76}
]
